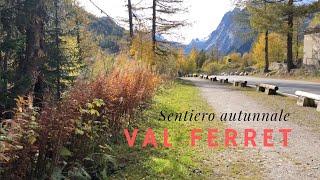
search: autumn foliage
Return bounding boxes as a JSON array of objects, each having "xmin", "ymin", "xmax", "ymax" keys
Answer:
[{"xmin": 0, "ymin": 61, "xmax": 160, "ymax": 179}]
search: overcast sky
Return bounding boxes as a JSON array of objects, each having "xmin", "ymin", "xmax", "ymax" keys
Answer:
[{"xmin": 77, "ymin": 0, "xmax": 234, "ymax": 44}]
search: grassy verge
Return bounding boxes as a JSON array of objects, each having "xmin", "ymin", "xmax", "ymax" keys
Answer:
[
  {"xmin": 108, "ymin": 80, "xmax": 223, "ymax": 179},
  {"xmin": 108, "ymin": 80, "xmax": 264, "ymax": 179}
]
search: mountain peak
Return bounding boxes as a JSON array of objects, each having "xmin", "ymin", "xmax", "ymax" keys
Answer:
[{"xmin": 185, "ymin": 8, "xmax": 255, "ymax": 55}]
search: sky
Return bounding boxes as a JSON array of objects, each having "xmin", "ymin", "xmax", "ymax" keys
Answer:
[{"xmin": 77, "ymin": 0, "xmax": 234, "ymax": 44}]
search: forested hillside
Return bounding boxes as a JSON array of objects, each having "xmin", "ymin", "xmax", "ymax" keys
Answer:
[{"xmin": 88, "ymin": 15, "xmax": 126, "ymax": 53}]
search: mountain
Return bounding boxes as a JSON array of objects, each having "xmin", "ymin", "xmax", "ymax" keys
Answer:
[
  {"xmin": 87, "ymin": 15, "xmax": 185, "ymax": 53},
  {"xmin": 88, "ymin": 16, "xmax": 184, "ymax": 53},
  {"xmin": 184, "ymin": 38, "xmax": 207, "ymax": 54},
  {"xmin": 88, "ymin": 15, "xmax": 126, "ymax": 54},
  {"xmin": 185, "ymin": 8, "xmax": 256, "ymax": 55}
]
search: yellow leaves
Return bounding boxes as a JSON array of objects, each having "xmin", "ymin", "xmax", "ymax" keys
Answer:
[
  {"xmin": 188, "ymin": 49, "xmax": 198, "ymax": 62},
  {"xmin": 310, "ymin": 13, "xmax": 320, "ymax": 28},
  {"xmin": 80, "ymin": 99, "xmax": 105, "ymax": 117},
  {"xmin": 252, "ymin": 32, "xmax": 286, "ymax": 68},
  {"xmin": 178, "ymin": 48, "xmax": 197, "ymax": 73},
  {"xmin": 59, "ymin": 146, "xmax": 72, "ymax": 157},
  {"xmin": 252, "ymin": 35, "xmax": 265, "ymax": 68},
  {"xmin": 28, "ymin": 136, "xmax": 37, "ymax": 145},
  {"xmin": 130, "ymin": 32, "xmax": 154, "ymax": 65},
  {"xmin": 176, "ymin": 48, "xmax": 191, "ymax": 73},
  {"xmin": 176, "ymin": 49, "xmax": 185, "ymax": 68},
  {"xmin": 75, "ymin": 128, "xmax": 85, "ymax": 135},
  {"xmin": 229, "ymin": 52, "xmax": 242, "ymax": 63}
]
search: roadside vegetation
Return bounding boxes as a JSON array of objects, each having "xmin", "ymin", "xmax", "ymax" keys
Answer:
[
  {"xmin": 110, "ymin": 80, "xmax": 221, "ymax": 179},
  {"xmin": 0, "ymin": 0, "xmax": 201, "ymax": 179},
  {"xmin": 0, "ymin": 61, "xmax": 160, "ymax": 179},
  {"xmin": 110, "ymin": 80, "xmax": 263, "ymax": 179}
]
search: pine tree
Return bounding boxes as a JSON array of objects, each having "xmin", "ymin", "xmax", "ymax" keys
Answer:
[
  {"xmin": 286, "ymin": 0, "xmax": 295, "ymax": 72},
  {"xmin": 0, "ymin": 0, "xmax": 36, "ymax": 115},
  {"xmin": 196, "ymin": 50, "xmax": 207, "ymax": 69},
  {"xmin": 0, "ymin": 1, "xmax": 14, "ymax": 110},
  {"xmin": 244, "ymin": 0, "xmax": 284, "ymax": 72},
  {"xmin": 45, "ymin": 0, "xmax": 85, "ymax": 101},
  {"xmin": 0, "ymin": 0, "xmax": 102, "ymax": 119},
  {"xmin": 280, "ymin": 0, "xmax": 317, "ymax": 72}
]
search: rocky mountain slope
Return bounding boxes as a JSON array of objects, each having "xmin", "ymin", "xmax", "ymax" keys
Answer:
[{"xmin": 185, "ymin": 8, "xmax": 256, "ymax": 55}]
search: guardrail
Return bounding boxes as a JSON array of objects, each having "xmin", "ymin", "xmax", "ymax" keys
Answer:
[
  {"xmin": 192, "ymin": 75, "xmax": 320, "ymax": 112},
  {"xmin": 256, "ymin": 83, "xmax": 279, "ymax": 95},
  {"xmin": 209, "ymin": 76, "xmax": 217, "ymax": 81},
  {"xmin": 233, "ymin": 81, "xmax": 247, "ymax": 87},
  {"xmin": 295, "ymin": 91, "xmax": 320, "ymax": 112},
  {"xmin": 219, "ymin": 78, "xmax": 228, "ymax": 83}
]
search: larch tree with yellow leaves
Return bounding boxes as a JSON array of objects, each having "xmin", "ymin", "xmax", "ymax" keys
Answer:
[
  {"xmin": 252, "ymin": 33, "xmax": 286, "ymax": 68},
  {"xmin": 185, "ymin": 49, "xmax": 198, "ymax": 73}
]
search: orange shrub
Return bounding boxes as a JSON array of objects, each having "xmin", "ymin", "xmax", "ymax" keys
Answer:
[
  {"xmin": 87, "ymin": 61, "xmax": 160, "ymax": 137},
  {"xmin": 0, "ymin": 61, "xmax": 160, "ymax": 178}
]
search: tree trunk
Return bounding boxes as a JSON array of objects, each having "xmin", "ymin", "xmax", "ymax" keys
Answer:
[
  {"xmin": 296, "ymin": 29, "xmax": 299, "ymax": 61},
  {"xmin": 17, "ymin": 0, "xmax": 46, "ymax": 107},
  {"xmin": 128, "ymin": 0, "xmax": 134, "ymax": 40},
  {"xmin": 3, "ymin": 52, "xmax": 8, "ymax": 99},
  {"xmin": 263, "ymin": 0, "xmax": 269, "ymax": 73},
  {"xmin": 76, "ymin": 18, "xmax": 83, "ymax": 62},
  {"xmin": 0, "ymin": 51, "xmax": 8, "ymax": 113},
  {"xmin": 287, "ymin": 0, "xmax": 294, "ymax": 72},
  {"xmin": 1, "ymin": 23, "xmax": 12, "ymax": 110},
  {"xmin": 152, "ymin": 0, "xmax": 156, "ymax": 52},
  {"xmin": 0, "ymin": 52, "xmax": 2, "ymax": 91},
  {"xmin": 2, "ymin": 52, "xmax": 9, "ymax": 115},
  {"xmin": 264, "ymin": 30, "xmax": 269, "ymax": 73},
  {"xmin": 54, "ymin": 0, "xmax": 61, "ymax": 100}
]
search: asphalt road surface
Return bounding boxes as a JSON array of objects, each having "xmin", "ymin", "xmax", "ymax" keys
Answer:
[{"xmin": 213, "ymin": 76, "xmax": 320, "ymax": 95}]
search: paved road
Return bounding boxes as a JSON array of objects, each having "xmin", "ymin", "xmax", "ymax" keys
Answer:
[{"xmin": 213, "ymin": 76, "xmax": 320, "ymax": 95}]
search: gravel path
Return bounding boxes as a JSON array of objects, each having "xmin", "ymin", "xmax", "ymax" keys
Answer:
[{"xmin": 184, "ymin": 77, "xmax": 320, "ymax": 180}]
